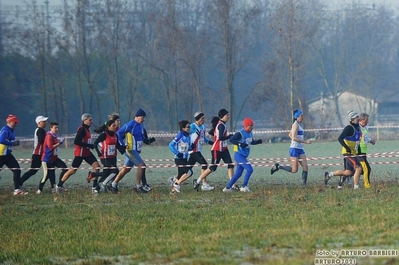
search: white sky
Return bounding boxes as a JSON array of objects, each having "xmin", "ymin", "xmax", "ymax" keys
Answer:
[
  {"xmin": 1, "ymin": 0, "xmax": 399, "ymax": 8},
  {"xmin": 1, "ymin": 0, "xmax": 398, "ymax": 16}
]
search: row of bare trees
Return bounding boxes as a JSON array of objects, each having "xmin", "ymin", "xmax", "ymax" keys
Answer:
[{"xmin": 0, "ymin": 0, "xmax": 398, "ymax": 135}]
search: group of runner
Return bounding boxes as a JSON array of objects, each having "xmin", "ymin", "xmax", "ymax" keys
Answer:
[
  {"xmin": 0, "ymin": 108, "xmax": 374, "ymax": 196},
  {"xmin": 168, "ymin": 109, "xmax": 263, "ymax": 193}
]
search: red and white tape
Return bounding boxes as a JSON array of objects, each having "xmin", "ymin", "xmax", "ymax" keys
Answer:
[
  {"xmin": 16, "ymin": 125, "xmax": 399, "ymax": 142},
  {"xmin": 3, "ymin": 151, "xmax": 398, "ymax": 171}
]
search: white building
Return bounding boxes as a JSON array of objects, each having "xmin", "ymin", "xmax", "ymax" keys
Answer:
[{"xmin": 308, "ymin": 91, "xmax": 377, "ymax": 129}]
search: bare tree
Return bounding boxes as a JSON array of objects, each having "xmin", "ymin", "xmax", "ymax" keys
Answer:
[
  {"xmin": 142, "ymin": 0, "xmax": 199, "ymax": 131},
  {"xmin": 206, "ymin": 0, "xmax": 261, "ymax": 129},
  {"xmin": 252, "ymin": 0, "xmax": 320, "ymax": 128},
  {"xmin": 92, "ymin": 0, "xmax": 133, "ymax": 116},
  {"xmin": 175, "ymin": 1, "xmax": 211, "ymax": 114},
  {"xmin": 1, "ymin": 0, "xmax": 398, "ymax": 134},
  {"xmin": 346, "ymin": 4, "xmax": 397, "ymax": 121},
  {"xmin": 311, "ymin": 3, "xmax": 397, "ymax": 127}
]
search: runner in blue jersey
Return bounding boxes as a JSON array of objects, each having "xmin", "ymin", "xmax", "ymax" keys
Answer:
[
  {"xmin": 270, "ymin": 109, "xmax": 312, "ymax": 186},
  {"xmin": 189, "ymin": 111, "xmax": 215, "ymax": 191},
  {"xmin": 0, "ymin": 114, "xmax": 27, "ymax": 195},
  {"xmin": 108, "ymin": 109, "xmax": 155, "ymax": 194},
  {"xmin": 168, "ymin": 120, "xmax": 194, "ymax": 193},
  {"xmin": 223, "ymin": 117, "xmax": 262, "ymax": 192}
]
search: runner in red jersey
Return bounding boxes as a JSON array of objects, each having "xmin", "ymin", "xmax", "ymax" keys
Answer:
[
  {"xmin": 91, "ymin": 116, "xmax": 125, "ymax": 192},
  {"xmin": 55, "ymin": 113, "xmax": 100, "ymax": 193},
  {"xmin": 209, "ymin": 109, "xmax": 237, "ymax": 190},
  {"xmin": 20, "ymin": 115, "xmax": 48, "ymax": 188},
  {"xmin": 37, "ymin": 122, "xmax": 67, "ymax": 194}
]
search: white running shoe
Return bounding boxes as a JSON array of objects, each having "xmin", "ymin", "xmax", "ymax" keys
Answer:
[
  {"xmin": 201, "ymin": 184, "xmax": 215, "ymax": 191},
  {"xmin": 55, "ymin": 185, "xmax": 63, "ymax": 194},
  {"xmin": 232, "ymin": 184, "xmax": 240, "ymax": 191},
  {"xmin": 240, "ymin": 186, "xmax": 251, "ymax": 192},
  {"xmin": 36, "ymin": 189, "xmax": 42, "ymax": 195},
  {"xmin": 271, "ymin": 163, "xmax": 280, "ymax": 175},
  {"xmin": 100, "ymin": 182, "xmax": 107, "ymax": 192},
  {"xmin": 222, "ymin": 187, "xmax": 233, "ymax": 192},
  {"xmin": 13, "ymin": 189, "xmax": 28, "ymax": 196},
  {"xmin": 168, "ymin": 177, "xmax": 176, "ymax": 187},
  {"xmin": 143, "ymin": 184, "xmax": 152, "ymax": 192},
  {"xmin": 171, "ymin": 184, "xmax": 180, "ymax": 193}
]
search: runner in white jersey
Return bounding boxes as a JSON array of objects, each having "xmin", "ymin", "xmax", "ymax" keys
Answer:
[
  {"xmin": 270, "ymin": 109, "xmax": 312, "ymax": 186},
  {"xmin": 189, "ymin": 112, "xmax": 215, "ymax": 191}
]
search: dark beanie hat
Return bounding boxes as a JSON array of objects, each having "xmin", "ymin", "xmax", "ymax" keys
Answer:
[
  {"xmin": 194, "ymin": 111, "xmax": 205, "ymax": 121},
  {"xmin": 218, "ymin": 109, "xmax": 229, "ymax": 118},
  {"xmin": 135, "ymin": 108, "xmax": 146, "ymax": 117}
]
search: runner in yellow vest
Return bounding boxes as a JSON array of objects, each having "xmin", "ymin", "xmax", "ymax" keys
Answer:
[
  {"xmin": 358, "ymin": 113, "xmax": 375, "ymax": 188},
  {"xmin": 324, "ymin": 110, "xmax": 363, "ymax": 189}
]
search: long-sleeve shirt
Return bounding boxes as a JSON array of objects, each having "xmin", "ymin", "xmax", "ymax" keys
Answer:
[
  {"xmin": 94, "ymin": 129, "xmax": 124, "ymax": 159},
  {"xmin": 32, "ymin": 127, "xmax": 46, "ymax": 155},
  {"xmin": 211, "ymin": 121, "xmax": 230, "ymax": 152},
  {"xmin": 73, "ymin": 123, "xmax": 93, "ymax": 157},
  {"xmin": 359, "ymin": 125, "xmax": 372, "ymax": 154},
  {"xmin": 0, "ymin": 125, "xmax": 16, "ymax": 156},
  {"xmin": 338, "ymin": 122, "xmax": 362, "ymax": 155},
  {"xmin": 117, "ymin": 120, "xmax": 145, "ymax": 153},
  {"xmin": 169, "ymin": 130, "xmax": 191, "ymax": 159},
  {"xmin": 189, "ymin": 123, "xmax": 211, "ymax": 153},
  {"xmin": 42, "ymin": 131, "xmax": 60, "ymax": 163},
  {"xmin": 230, "ymin": 128, "xmax": 259, "ymax": 157}
]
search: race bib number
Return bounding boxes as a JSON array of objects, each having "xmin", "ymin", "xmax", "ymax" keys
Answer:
[
  {"xmin": 178, "ymin": 142, "xmax": 189, "ymax": 152},
  {"xmin": 245, "ymin": 138, "xmax": 252, "ymax": 145},
  {"xmin": 137, "ymin": 141, "xmax": 143, "ymax": 152},
  {"xmin": 107, "ymin": 145, "xmax": 116, "ymax": 156},
  {"xmin": 199, "ymin": 131, "xmax": 205, "ymax": 145}
]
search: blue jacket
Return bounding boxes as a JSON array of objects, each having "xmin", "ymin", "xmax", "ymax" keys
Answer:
[
  {"xmin": 0, "ymin": 125, "xmax": 16, "ymax": 156},
  {"xmin": 229, "ymin": 128, "xmax": 260, "ymax": 157},
  {"xmin": 169, "ymin": 130, "xmax": 191, "ymax": 159},
  {"xmin": 117, "ymin": 120, "xmax": 145, "ymax": 152}
]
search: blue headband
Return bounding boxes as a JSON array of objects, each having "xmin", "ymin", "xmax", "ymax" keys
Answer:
[{"xmin": 293, "ymin": 110, "xmax": 303, "ymax": 119}]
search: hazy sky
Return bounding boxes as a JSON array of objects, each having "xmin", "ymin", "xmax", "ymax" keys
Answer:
[{"xmin": 1, "ymin": 0, "xmax": 399, "ymax": 8}]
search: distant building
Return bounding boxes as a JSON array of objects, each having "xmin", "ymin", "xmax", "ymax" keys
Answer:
[
  {"xmin": 375, "ymin": 90, "xmax": 399, "ymax": 126},
  {"xmin": 308, "ymin": 91, "xmax": 377, "ymax": 129},
  {"xmin": 308, "ymin": 91, "xmax": 399, "ymax": 129}
]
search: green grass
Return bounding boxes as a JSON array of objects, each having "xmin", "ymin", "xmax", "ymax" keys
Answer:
[{"xmin": 1, "ymin": 141, "xmax": 399, "ymax": 264}]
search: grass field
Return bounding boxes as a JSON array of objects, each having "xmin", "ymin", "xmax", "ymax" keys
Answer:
[{"xmin": 1, "ymin": 140, "xmax": 399, "ymax": 264}]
